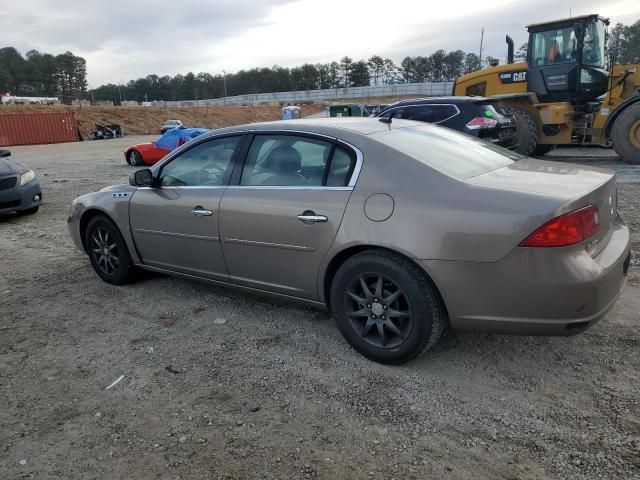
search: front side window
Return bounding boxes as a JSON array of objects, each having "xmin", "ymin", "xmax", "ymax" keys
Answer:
[
  {"xmin": 583, "ymin": 20, "xmax": 606, "ymax": 68},
  {"xmin": 401, "ymin": 105, "xmax": 440, "ymax": 123},
  {"xmin": 532, "ymin": 28, "xmax": 577, "ymax": 65},
  {"xmin": 159, "ymin": 136, "xmax": 240, "ymax": 187},
  {"xmin": 240, "ymin": 134, "xmax": 355, "ymax": 187}
]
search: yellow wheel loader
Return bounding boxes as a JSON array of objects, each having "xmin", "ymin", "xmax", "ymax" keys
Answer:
[{"xmin": 453, "ymin": 14, "xmax": 640, "ymax": 162}]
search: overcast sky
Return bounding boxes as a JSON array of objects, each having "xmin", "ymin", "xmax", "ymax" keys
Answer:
[{"xmin": 2, "ymin": 0, "xmax": 639, "ymax": 87}]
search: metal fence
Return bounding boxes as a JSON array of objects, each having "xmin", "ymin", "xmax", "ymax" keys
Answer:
[{"xmin": 148, "ymin": 82, "xmax": 454, "ymax": 107}]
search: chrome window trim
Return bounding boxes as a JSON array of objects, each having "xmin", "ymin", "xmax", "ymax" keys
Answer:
[
  {"xmin": 377, "ymin": 103, "xmax": 461, "ymax": 124},
  {"xmin": 137, "ymin": 185, "xmax": 228, "ymax": 190},
  {"xmin": 151, "ymin": 129, "xmax": 364, "ymax": 190},
  {"xmin": 225, "ymin": 185, "xmax": 353, "ymax": 191}
]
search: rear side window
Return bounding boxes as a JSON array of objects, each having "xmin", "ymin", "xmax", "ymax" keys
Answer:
[
  {"xmin": 240, "ymin": 135, "xmax": 355, "ymax": 187},
  {"xmin": 371, "ymin": 125, "xmax": 522, "ymax": 179},
  {"xmin": 326, "ymin": 147, "xmax": 355, "ymax": 186},
  {"xmin": 440, "ymin": 105, "xmax": 459, "ymax": 122}
]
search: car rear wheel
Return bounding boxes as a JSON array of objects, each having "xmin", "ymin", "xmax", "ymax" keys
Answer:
[
  {"xmin": 329, "ymin": 250, "xmax": 444, "ymax": 364},
  {"xmin": 128, "ymin": 150, "xmax": 144, "ymax": 166},
  {"xmin": 85, "ymin": 215, "xmax": 134, "ymax": 285}
]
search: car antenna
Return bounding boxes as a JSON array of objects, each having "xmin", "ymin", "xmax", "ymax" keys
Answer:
[{"xmin": 378, "ymin": 117, "xmax": 392, "ymax": 124}]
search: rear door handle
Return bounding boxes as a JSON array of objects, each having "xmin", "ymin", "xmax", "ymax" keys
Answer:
[
  {"xmin": 297, "ymin": 212, "xmax": 328, "ymax": 223},
  {"xmin": 191, "ymin": 206, "xmax": 214, "ymax": 217}
]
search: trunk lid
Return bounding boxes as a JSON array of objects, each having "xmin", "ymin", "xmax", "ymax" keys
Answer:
[{"xmin": 467, "ymin": 158, "xmax": 618, "ymax": 253}]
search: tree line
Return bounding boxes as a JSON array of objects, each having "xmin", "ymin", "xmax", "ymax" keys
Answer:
[
  {"xmin": 0, "ymin": 47, "xmax": 87, "ymax": 103},
  {"xmin": 91, "ymin": 51, "xmax": 486, "ymax": 104},
  {"xmin": 609, "ymin": 20, "xmax": 640, "ymax": 64}
]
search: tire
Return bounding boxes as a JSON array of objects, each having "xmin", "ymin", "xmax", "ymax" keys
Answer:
[
  {"xmin": 329, "ymin": 249, "xmax": 444, "ymax": 364},
  {"xmin": 611, "ymin": 103, "xmax": 640, "ymax": 164},
  {"xmin": 85, "ymin": 215, "xmax": 134, "ymax": 285},
  {"xmin": 506, "ymin": 107, "xmax": 539, "ymax": 156},
  {"xmin": 532, "ymin": 144, "xmax": 555, "ymax": 156},
  {"xmin": 128, "ymin": 150, "xmax": 144, "ymax": 166},
  {"xmin": 18, "ymin": 206, "xmax": 39, "ymax": 215}
]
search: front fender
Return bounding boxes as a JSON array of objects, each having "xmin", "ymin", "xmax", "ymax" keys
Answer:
[
  {"xmin": 603, "ymin": 95, "xmax": 640, "ymax": 135},
  {"xmin": 68, "ymin": 185, "xmax": 141, "ymax": 264}
]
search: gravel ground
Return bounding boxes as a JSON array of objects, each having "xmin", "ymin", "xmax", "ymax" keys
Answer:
[{"xmin": 1, "ymin": 137, "xmax": 639, "ymax": 480}]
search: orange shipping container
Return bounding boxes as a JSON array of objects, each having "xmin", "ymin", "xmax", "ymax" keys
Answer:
[{"xmin": 0, "ymin": 112, "xmax": 78, "ymax": 146}]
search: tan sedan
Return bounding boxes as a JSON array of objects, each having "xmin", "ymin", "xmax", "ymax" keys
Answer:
[{"xmin": 68, "ymin": 118, "xmax": 631, "ymax": 363}]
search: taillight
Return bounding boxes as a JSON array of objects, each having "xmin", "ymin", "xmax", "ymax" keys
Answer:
[
  {"xmin": 466, "ymin": 117, "xmax": 498, "ymax": 130},
  {"xmin": 520, "ymin": 204, "xmax": 600, "ymax": 247}
]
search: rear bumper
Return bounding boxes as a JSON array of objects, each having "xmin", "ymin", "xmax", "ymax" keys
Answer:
[
  {"xmin": 478, "ymin": 126, "xmax": 517, "ymax": 149},
  {"xmin": 420, "ymin": 215, "xmax": 631, "ymax": 335}
]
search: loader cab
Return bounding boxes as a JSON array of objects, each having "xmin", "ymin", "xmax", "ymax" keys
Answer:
[{"xmin": 527, "ymin": 14, "xmax": 609, "ymax": 104}]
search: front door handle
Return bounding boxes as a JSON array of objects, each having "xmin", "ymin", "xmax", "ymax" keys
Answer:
[
  {"xmin": 191, "ymin": 206, "xmax": 214, "ymax": 217},
  {"xmin": 297, "ymin": 211, "xmax": 328, "ymax": 223}
]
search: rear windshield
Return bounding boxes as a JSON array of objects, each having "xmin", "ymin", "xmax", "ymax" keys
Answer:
[{"xmin": 370, "ymin": 124, "xmax": 523, "ymax": 178}]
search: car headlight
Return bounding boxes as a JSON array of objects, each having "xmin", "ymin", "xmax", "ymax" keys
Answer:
[{"xmin": 19, "ymin": 169, "xmax": 35, "ymax": 186}]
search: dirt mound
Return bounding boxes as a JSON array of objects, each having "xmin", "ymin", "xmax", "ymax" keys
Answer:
[{"xmin": 0, "ymin": 104, "xmax": 322, "ymax": 138}]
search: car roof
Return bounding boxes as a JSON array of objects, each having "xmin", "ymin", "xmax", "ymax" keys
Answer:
[
  {"xmin": 206, "ymin": 117, "xmax": 426, "ymax": 137},
  {"xmin": 383, "ymin": 96, "xmax": 489, "ymax": 108}
]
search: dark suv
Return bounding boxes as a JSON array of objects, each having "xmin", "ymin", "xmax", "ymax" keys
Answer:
[{"xmin": 375, "ymin": 97, "xmax": 517, "ymax": 149}]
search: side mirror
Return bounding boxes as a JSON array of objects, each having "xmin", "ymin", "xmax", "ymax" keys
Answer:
[
  {"xmin": 130, "ymin": 168, "xmax": 154, "ymax": 187},
  {"xmin": 0, "ymin": 149, "xmax": 11, "ymax": 157}
]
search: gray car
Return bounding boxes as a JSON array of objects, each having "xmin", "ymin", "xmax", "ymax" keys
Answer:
[
  {"xmin": 67, "ymin": 118, "xmax": 631, "ymax": 364},
  {"xmin": 0, "ymin": 150, "xmax": 42, "ymax": 216}
]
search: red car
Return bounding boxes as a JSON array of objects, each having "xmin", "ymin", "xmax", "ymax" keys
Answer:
[{"xmin": 124, "ymin": 128, "xmax": 210, "ymax": 166}]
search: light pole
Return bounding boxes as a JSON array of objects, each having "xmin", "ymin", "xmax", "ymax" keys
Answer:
[{"xmin": 222, "ymin": 70, "xmax": 228, "ymax": 104}]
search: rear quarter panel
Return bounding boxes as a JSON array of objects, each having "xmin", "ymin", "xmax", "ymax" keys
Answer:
[{"xmin": 317, "ymin": 136, "xmax": 569, "ymax": 302}]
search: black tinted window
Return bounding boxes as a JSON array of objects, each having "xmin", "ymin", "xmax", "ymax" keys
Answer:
[
  {"xmin": 465, "ymin": 82, "xmax": 486, "ymax": 96},
  {"xmin": 401, "ymin": 105, "xmax": 440, "ymax": 123},
  {"xmin": 440, "ymin": 105, "xmax": 458, "ymax": 121}
]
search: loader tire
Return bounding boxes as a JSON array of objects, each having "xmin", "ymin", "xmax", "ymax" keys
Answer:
[
  {"xmin": 532, "ymin": 144, "xmax": 555, "ymax": 156},
  {"xmin": 506, "ymin": 107, "xmax": 539, "ymax": 157},
  {"xmin": 612, "ymin": 103, "xmax": 640, "ymax": 164}
]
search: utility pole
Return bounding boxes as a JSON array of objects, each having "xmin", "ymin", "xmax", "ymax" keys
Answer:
[
  {"xmin": 479, "ymin": 27, "xmax": 485, "ymax": 67},
  {"xmin": 222, "ymin": 70, "xmax": 228, "ymax": 103}
]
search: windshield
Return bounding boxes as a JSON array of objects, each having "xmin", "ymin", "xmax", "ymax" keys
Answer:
[
  {"xmin": 164, "ymin": 120, "xmax": 180, "ymax": 125},
  {"xmin": 531, "ymin": 27, "xmax": 577, "ymax": 65},
  {"xmin": 583, "ymin": 20, "xmax": 606, "ymax": 68},
  {"xmin": 370, "ymin": 124, "xmax": 522, "ymax": 179}
]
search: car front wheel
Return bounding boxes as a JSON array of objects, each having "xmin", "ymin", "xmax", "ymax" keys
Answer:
[
  {"xmin": 330, "ymin": 250, "xmax": 444, "ymax": 364},
  {"xmin": 85, "ymin": 215, "xmax": 134, "ymax": 285}
]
